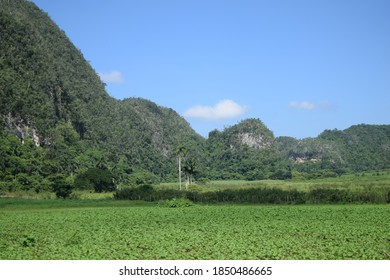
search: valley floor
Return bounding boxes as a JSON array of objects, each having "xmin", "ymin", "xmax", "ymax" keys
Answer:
[{"xmin": 0, "ymin": 199, "xmax": 389, "ymax": 260}]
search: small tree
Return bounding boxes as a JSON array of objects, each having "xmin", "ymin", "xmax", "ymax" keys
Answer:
[
  {"xmin": 50, "ymin": 174, "xmax": 74, "ymax": 199},
  {"xmin": 74, "ymin": 168, "xmax": 116, "ymax": 193}
]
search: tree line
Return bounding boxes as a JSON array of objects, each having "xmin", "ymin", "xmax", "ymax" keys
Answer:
[{"xmin": 114, "ymin": 184, "xmax": 390, "ymax": 204}]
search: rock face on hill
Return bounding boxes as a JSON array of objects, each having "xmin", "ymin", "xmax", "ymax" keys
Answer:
[
  {"xmin": 223, "ymin": 119, "xmax": 274, "ymax": 150},
  {"xmin": 205, "ymin": 119, "xmax": 282, "ymax": 180}
]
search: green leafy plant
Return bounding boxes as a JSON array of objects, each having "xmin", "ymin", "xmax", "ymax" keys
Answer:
[
  {"xmin": 1, "ymin": 200, "xmax": 389, "ymax": 260},
  {"xmin": 21, "ymin": 235, "xmax": 37, "ymax": 248}
]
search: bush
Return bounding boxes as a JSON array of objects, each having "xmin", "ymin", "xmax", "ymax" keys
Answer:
[
  {"xmin": 74, "ymin": 168, "xmax": 116, "ymax": 193},
  {"xmin": 127, "ymin": 171, "xmax": 160, "ymax": 185},
  {"xmin": 307, "ymin": 187, "xmax": 390, "ymax": 204},
  {"xmin": 308, "ymin": 188, "xmax": 347, "ymax": 203},
  {"xmin": 269, "ymin": 169, "xmax": 293, "ymax": 180},
  {"xmin": 0, "ymin": 181, "xmax": 8, "ymax": 195},
  {"xmin": 50, "ymin": 174, "xmax": 74, "ymax": 199},
  {"xmin": 114, "ymin": 184, "xmax": 155, "ymax": 200}
]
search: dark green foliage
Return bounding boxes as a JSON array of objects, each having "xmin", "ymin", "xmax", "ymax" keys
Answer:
[
  {"xmin": 126, "ymin": 171, "xmax": 161, "ymax": 186},
  {"xmin": 49, "ymin": 174, "xmax": 74, "ymax": 199},
  {"xmin": 114, "ymin": 184, "xmax": 157, "ymax": 200},
  {"xmin": 158, "ymin": 198, "xmax": 195, "ymax": 208},
  {"xmin": 21, "ymin": 235, "xmax": 37, "ymax": 248},
  {"xmin": 183, "ymin": 157, "xmax": 197, "ymax": 185},
  {"xmin": 74, "ymin": 168, "xmax": 115, "ymax": 193},
  {"xmin": 269, "ymin": 167, "xmax": 293, "ymax": 180},
  {"xmin": 276, "ymin": 124, "xmax": 390, "ymax": 177},
  {"xmin": 319, "ymin": 125, "xmax": 390, "ymax": 171},
  {"xmin": 307, "ymin": 187, "xmax": 389, "ymax": 204},
  {"xmin": 115, "ymin": 184, "xmax": 389, "ymax": 204},
  {"xmin": 0, "ymin": 0, "xmax": 109, "ymax": 136},
  {"xmin": 205, "ymin": 119, "xmax": 287, "ymax": 180},
  {"xmin": 0, "ymin": 0, "xmax": 205, "ymax": 184},
  {"xmin": 309, "ymin": 188, "xmax": 350, "ymax": 203}
]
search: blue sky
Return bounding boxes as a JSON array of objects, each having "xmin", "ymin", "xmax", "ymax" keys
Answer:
[{"xmin": 31, "ymin": 0, "xmax": 389, "ymax": 139}]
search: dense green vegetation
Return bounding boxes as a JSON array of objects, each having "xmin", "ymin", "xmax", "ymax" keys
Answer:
[
  {"xmin": 0, "ymin": 199, "xmax": 389, "ymax": 259},
  {"xmin": 205, "ymin": 119, "xmax": 288, "ymax": 180},
  {"xmin": 1, "ymin": 0, "xmax": 390, "ymax": 198},
  {"xmin": 319, "ymin": 125, "xmax": 390, "ymax": 171}
]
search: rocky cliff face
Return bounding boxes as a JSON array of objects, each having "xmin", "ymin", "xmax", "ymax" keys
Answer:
[
  {"xmin": 275, "ymin": 136, "xmax": 344, "ymax": 165},
  {"xmin": 225, "ymin": 119, "xmax": 275, "ymax": 150},
  {"xmin": 235, "ymin": 132, "xmax": 273, "ymax": 149},
  {"xmin": 4, "ymin": 113, "xmax": 40, "ymax": 146}
]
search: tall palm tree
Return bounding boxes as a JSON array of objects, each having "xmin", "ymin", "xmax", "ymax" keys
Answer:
[
  {"xmin": 176, "ymin": 145, "xmax": 186, "ymax": 191},
  {"xmin": 183, "ymin": 157, "xmax": 197, "ymax": 189}
]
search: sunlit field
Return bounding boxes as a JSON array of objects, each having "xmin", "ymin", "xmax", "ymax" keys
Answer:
[{"xmin": 1, "ymin": 199, "xmax": 389, "ymax": 260}]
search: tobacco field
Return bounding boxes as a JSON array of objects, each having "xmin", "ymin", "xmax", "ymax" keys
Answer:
[{"xmin": 0, "ymin": 200, "xmax": 389, "ymax": 260}]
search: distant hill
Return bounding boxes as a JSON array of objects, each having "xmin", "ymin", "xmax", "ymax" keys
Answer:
[
  {"xmin": 318, "ymin": 124, "xmax": 390, "ymax": 171},
  {"xmin": 275, "ymin": 124, "xmax": 390, "ymax": 177},
  {"xmin": 0, "ymin": 0, "xmax": 389, "ymax": 194},
  {"xmin": 205, "ymin": 119, "xmax": 286, "ymax": 180}
]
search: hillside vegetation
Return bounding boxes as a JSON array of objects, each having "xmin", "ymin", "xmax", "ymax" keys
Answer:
[
  {"xmin": 0, "ymin": 0, "xmax": 205, "ymax": 195},
  {"xmin": 1, "ymin": 0, "xmax": 389, "ymax": 197}
]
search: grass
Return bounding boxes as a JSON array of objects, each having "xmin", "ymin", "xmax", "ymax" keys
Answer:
[
  {"xmin": 0, "ymin": 190, "xmax": 115, "ymax": 200},
  {"xmin": 0, "ymin": 197, "xmax": 152, "ymax": 211},
  {"xmin": 158, "ymin": 171, "xmax": 390, "ymax": 193}
]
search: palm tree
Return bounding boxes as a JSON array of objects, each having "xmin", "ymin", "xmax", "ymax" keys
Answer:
[
  {"xmin": 183, "ymin": 157, "xmax": 197, "ymax": 189},
  {"xmin": 176, "ymin": 145, "xmax": 187, "ymax": 191}
]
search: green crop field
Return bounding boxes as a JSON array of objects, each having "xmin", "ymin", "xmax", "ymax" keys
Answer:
[{"xmin": 0, "ymin": 199, "xmax": 389, "ymax": 260}]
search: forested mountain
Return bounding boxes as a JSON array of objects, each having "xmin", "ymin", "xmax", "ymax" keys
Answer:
[
  {"xmin": 0, "ymin": 0, "xmax": 205, "ymax": 193},
  {"xmin": 0, "ymin": 0, "xmax": 389, "ymax": 196},
  {"xmin": 205, "ymin": 119, "xmax": 287, "ymax": 180},
  {"xmin": 275, "ymin": 125, "xmax": 390, "ymax": 178},
  {"xmin": 318, "ymin": 125, "xmax": 390, "ymax": 171}
]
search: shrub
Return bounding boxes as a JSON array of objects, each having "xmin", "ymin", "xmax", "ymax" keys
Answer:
[
  {"xmin": 0, "ymin": 181, "xmax": 7, "ymax": 195},
  {"xmin": 308, "ymin": 188, "xmax": 350, "ymax": 203},
  {"xmin": 127, "ymin": 171, "xmax": 160, "ymax": 185},
  {"xmin": 75, "ymin": 168, "xmax": 116, "ymax": 193},
  {"xmin": 50, "ymin": 174, "xmax": 74, "ymax": 199},
  {"xmin": 114, "ymin": 184, "xmax": 155, "ymax": 200}
]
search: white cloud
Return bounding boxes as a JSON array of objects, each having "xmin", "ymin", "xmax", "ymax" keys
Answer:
[
  {"xmin": 289, "ymin": 100, "xmax": 336, "ymax": 111},
  {"xmin": 289, "ymin": 101, "xmax": 316, "ymax": 110},
  {"xmin": 184, "ymin": 99, "xmax": 247, "ymax": 120},
  {"xmin": 99, "ymin": 71, "xmax": 124, "ymax": 84}
]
